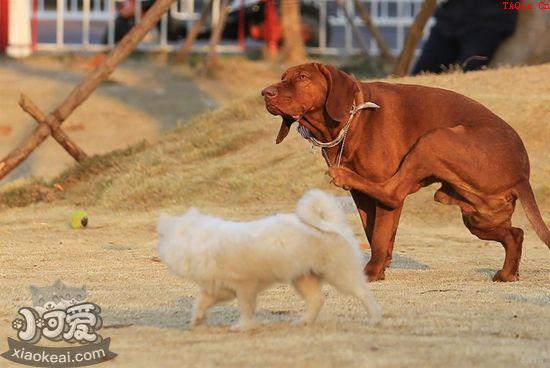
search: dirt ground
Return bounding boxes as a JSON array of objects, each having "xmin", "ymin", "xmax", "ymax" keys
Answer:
[{"xmin": 0, "ymin": 58, "xmax": 549, "ymax": 367}]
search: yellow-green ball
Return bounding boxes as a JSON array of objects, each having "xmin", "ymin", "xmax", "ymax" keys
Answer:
[{"xmin": 70, "ymin": 210, "xmax": 89, "ymax": 229}]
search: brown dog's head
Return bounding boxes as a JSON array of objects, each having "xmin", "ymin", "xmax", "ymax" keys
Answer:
[{"xmin": 261, "ymin": 63, "xmax": 359, "ymax": 144}]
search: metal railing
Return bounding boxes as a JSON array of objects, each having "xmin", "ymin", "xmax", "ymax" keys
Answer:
[{"xmin": 34, "ymin": 0, "xmax": 434, "ymax": 55}]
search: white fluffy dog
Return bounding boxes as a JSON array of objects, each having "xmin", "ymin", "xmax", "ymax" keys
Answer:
[{"xmin": 156, "ymin": 189, "xmax": 382, "ymax": 331}]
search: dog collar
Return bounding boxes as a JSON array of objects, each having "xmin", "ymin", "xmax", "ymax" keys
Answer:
[
  {"xmin": 312, "ymin": 91, "xmax": 380, "ymax": 167},
  {"xmin": 307, "ymin": 100, "xmax": 380, "ymax": 149}
]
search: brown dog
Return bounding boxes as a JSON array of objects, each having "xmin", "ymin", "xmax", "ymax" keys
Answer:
[{"xmin": 261, "ymin": 63, "xmax": 550, "ymax": 282}]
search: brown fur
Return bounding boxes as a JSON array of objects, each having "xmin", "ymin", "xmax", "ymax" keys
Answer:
[{"xmin": 261, "ymin": 63, "xmax": 550, "ymax": 282}]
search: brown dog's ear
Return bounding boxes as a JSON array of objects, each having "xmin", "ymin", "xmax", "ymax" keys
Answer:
[
  {"xmin": 318, "ymin": 64, "xmax": 359, "ymax": 123},
  {"xmin": 275, "ymin": 118, "xmax": 293, "ymax": 144}
]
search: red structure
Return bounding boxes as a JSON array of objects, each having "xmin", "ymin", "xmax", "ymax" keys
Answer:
[
  {"xmin": 263, "ymin": 0, "xmax": 281, "ymax": 56},
  {"xmin": 0, "ymin": 0, "xmax": 8, "ymax": 54}
]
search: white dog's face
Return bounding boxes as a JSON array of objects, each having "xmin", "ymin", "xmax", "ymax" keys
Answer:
[{"xmin": 156, "ymin": 208, "xmax": 200, "ymax": 271}]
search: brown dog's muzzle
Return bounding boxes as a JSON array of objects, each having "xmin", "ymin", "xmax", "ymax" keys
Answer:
[
  {"xmin": 262, "ymin": 85, "xmax": 295, "ymax": 144},
  {"xmin": 261, "ymin": 86, "xmax": 278, "ymax": 99}
]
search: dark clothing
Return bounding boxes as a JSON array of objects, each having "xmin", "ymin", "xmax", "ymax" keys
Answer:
[
  {"xmin": 435, "ymin": 0, "xmax": 517, "ymax": 33},
  {"xmin": 412, "ymin": 0, "xmax": 517, "ymax": 75}
]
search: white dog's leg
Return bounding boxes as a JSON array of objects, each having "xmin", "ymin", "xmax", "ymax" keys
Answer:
[
  {"xmin": 326, "ymin": 271, "xmax": 382, "ymax": 324},
  {"xmin": 190, "ymin": 290, "xmax": 217, "ymax": 328},
  {"xmin": 292, "ymin": 274, "xmax": 324, "ymax": 326},
  {"xmin": 351, "ymin": 284, "xmax": 382, "ymax": 324},
  {"xmin": 230, "ymin": 286, "xmax": 258, "ymax": 332}
]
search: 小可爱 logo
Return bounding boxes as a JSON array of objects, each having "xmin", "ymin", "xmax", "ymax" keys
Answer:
[{"xmin": 1, "ymin": 280, "xmax": 117, "ymax": 367}]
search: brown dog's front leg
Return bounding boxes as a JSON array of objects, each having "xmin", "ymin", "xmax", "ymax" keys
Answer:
[
  {"xmin": 328, "ymin": 167, "xmax": 403, "ymax": 208},
  {"xmin": 351, "ymin": 190, "xmax": 403, "ymax": 282},
  {"xmin": 365, "ymin": 205, "xmax": 403, "ymax": 281}
]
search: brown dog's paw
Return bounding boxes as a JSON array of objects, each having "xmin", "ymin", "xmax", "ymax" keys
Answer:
[
  {"xmin": 328, "ymin": 167, "xmax": 353, "ymax": 191},
  {"xmin": 366, "ymin": 270, "xmax": 386, "ymax": 282},
  {"xmin": 492, "ymin": 270, "xmax": 519, "ymax": 282}
]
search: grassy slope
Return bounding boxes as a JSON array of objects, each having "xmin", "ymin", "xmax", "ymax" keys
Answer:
[{"xmin": 1, "ymin": 62, "xmax": 549, "ymax": 218}]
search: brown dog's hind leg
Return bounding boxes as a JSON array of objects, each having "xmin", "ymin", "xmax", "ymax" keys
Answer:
[
  {"xmin": 463, "ymin": 216, "xmax": 523, "ymax": 282},
  {"xmin": 434, "ymin": 184, "xmax": 476, "ymax": 215}
]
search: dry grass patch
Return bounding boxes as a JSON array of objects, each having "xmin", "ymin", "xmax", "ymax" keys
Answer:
[{"xmin": 1, "ymin": 62, "xmax": 549, "ymax": 217}]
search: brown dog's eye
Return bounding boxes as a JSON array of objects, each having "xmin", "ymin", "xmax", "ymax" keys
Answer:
[{"xmin": 297, "ymin": 73, "xmax": 309, "ymax": 81}]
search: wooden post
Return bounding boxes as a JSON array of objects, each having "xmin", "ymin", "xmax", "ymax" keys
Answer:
[
  {"xmin": 392, "ymin": 0, "xmax": 437, "ymax": 77},
  {"xmin": 280, "ymin": 0, "xmax": 306, "ymax": 63},
  {"xmin": 352, "ymin": 0, "xmax": 393, "ymax": 60},
  {"xmin": 19, "ymin": 94, "xmax": 88, "ymax": 163},
  {"xmin": 174, "ymin": 0, "xmax": 213, "ymax": 63},
  {"xmin": 203, "ymin": 0, "xmax": 230, "ymax": 73},
  {"xmin": 0, "ymin": 0, "xmax": 177, "ymax": 180}
]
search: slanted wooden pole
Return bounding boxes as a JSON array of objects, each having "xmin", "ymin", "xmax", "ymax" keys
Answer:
[
  {"xmin": 0, "ymin": 0, "xmax": 177, "ymax": 180},
  {"xmin": 203, "ymin": 0, "xmax": 230, "ymax": 73},
  {"xmin": 19, "ymin": 94, "xmax": 88, "ymax": 163},
  {"xmin": 392, "ymin": 0, "xmax": 437, "ymax": 77},
  {"xmin": 336, "ymin": 0, "xmax": 369, "ymax": 57},
  {"xmin": 174, "ymin": 0, "xmax": 213, "ymax": 63},
  {"xmin": 352, "ymin": 0, "xmax": 393, "ymax": 60}
]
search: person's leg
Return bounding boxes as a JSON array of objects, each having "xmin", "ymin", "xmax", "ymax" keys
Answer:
[
  {"xmin": 412, "ymin": 22, "xmax": 460, "ymax": 75},
  {"xmin": 114, "ymin": 17, "xmax": 135, "ymax": 43},
  {"xmin": 458, "ymin": 24, "xmax": 510, "ymax": 71}
]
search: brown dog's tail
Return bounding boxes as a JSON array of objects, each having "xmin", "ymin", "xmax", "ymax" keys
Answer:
[{"xmin": 515, "ymin": 180, "xmax": 550, "ymax": 248}]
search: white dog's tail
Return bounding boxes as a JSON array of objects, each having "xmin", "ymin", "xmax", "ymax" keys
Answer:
[{"xmin": 296, "ymin": 189, "xmax": 350, "ymax": 235}]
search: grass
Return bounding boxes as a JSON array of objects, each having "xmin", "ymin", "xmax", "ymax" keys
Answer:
[{"xmin": 1, "ymin": 61, "xmax": 549, "ymax": 217}]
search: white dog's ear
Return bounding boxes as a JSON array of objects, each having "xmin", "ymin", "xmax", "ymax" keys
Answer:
[{"xmin": 157, "ymin": 213, "xmax": 174, "ymax": 235}]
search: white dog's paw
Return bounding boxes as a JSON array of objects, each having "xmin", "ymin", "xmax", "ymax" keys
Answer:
[
  {"xmin": 292, "ymin": 315, "xmax": 317, "ymax": 327},
  {"xmin": 292, "ymin": 317, "xmax": 309, "ymax": 327},
  {"xmin": 229, "ymin": 320, "xmax": 256, "ymax": 332},
  {"xmin": 366, "ymin": 315, "xmax": 382, "ymax": 327},
  {"xmin": 189, "ymin": 316, "xmax": 205, "ymax": 329}
]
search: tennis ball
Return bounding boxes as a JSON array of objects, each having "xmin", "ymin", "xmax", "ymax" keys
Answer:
[{"xmin": 70, "ymin": 210, "xmax": 89, "ymax": 229}]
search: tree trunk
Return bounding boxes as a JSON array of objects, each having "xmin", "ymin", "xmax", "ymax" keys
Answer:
[
  {"xmin": 280, "ymin": 0, "xmax": 306, "ymax": 63},
  {"xmin": 492, "ymin": 0, "xmax": 550, "ymax": 66},
  {"xmin": 392, "ymin": 0, "xmax": 437, "ymax": 77}
]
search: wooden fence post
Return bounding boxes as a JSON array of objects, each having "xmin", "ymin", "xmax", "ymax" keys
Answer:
[
  {"xmin": 0, "ymin": 0, "xmax": 177, "ymax": 180},
  {"xmin": 19, "ymin": 94, "xmax": 88, "ymax": 163}
]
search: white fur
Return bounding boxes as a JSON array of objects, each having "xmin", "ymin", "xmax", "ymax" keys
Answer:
[{"xmin": 156, "ymin": 189, "xmax": 382, "ymax": 331}]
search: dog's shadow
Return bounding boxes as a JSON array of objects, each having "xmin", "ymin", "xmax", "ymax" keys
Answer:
[
  {"xmin": 363, "ymin": 251, "xmax": 430, "ymax": 270},
  {"xmin": 103, "ymin": 296, "xmax": 295, "ymax": 331},
  {"xmin": 103, "ymin": 253, "xmax": 428, "ymax": 331}
]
